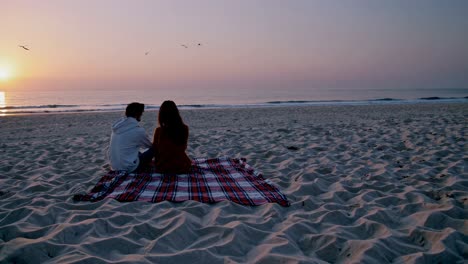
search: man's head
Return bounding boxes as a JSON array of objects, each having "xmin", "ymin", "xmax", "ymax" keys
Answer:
[{"xmin": 125, "ymin": 102, "xmax": 145, "ymax": 121}]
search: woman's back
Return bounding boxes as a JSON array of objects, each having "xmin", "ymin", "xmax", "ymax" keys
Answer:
[{"xmin": 153, "ymin": 125, "xmax": 191, "ymax": 174}]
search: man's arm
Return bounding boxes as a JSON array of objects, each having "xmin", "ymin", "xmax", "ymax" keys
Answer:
[{"xmin": 138, "ymin": 129, "xmax": 153, "ymax": 148}]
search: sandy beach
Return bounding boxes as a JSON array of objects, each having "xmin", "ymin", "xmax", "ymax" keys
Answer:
[{"xmin": 0, "ymin": 103, "xmax": 467, "ymax": 263}]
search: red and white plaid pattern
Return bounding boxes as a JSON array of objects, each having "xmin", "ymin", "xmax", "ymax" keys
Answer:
[{"xmin": 74, "ymin": 157, "xmax": 290, "ymax": 207}]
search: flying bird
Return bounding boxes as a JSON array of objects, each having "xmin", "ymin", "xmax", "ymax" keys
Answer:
[
  {"xmin": 19, "ymin": 45, "xmax": 30, "ymax": 51},
  {"xmin": 145, "ymin": 51, "xmax": 150, "ymax": 55},
  {"xmin": 197, "ymin": 43, "xmax": 202, "ymax": 46},
  {"xmin": 181, "ymin": 44, "xmax": 188, "ymax": 48}
]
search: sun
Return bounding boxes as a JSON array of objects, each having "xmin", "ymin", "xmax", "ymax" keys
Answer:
[{"xmin": 0, "ymin": 69, "xmax": 11, "ymax": 81}]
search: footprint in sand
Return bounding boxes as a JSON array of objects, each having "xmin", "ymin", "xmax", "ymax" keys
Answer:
[
  {"xmin": 316, "ymin": 166, "xmax": 333, "ymax": 174},
  {"xmin": 286, "ymin": 146, "xmax": 299, "ymax": 151}
]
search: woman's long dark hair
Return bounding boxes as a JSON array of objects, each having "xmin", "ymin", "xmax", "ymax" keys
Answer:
[{"xmin": 158, "ymin": 100, "xmax": 187, "ymax": 145}]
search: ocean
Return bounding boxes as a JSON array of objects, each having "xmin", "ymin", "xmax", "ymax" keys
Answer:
[{"xmin": 0, "ymin": 87, "xmax": 467, "ymax": 115}]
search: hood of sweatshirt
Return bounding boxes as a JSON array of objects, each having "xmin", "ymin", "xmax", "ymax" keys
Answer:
[{"xmin": 112, "ymin": 117, "xmax": 139, "ymax": 134}]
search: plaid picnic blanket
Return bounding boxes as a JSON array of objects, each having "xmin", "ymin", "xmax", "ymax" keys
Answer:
[{"xmin": 74, "ymin": 157, "xmax": 290, "ymax": 207}]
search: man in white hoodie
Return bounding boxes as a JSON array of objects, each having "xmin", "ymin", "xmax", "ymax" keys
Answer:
[{"xmin": 108, "ymin": 102, "xmax": 153, "ymax": 172}]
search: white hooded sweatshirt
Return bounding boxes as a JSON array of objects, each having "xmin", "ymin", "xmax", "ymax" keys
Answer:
[{"xmin": 108, "ymin": 117, "xmax": 152, "ymax": 172}]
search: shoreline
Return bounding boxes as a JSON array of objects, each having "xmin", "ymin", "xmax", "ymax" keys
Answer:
[{"xmin": 1, "ymin": 102, "xmax": 467, "ymax": 263}]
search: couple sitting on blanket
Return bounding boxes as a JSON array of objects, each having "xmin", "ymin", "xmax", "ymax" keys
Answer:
[{"xmin": 108, "ymin": 101, "xmax": 192, "ymax": 174}]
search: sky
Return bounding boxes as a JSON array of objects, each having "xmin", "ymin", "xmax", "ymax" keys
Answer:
[{"xmin": 1, "ymin": 0, "xmax": 467, "ymax": 92}]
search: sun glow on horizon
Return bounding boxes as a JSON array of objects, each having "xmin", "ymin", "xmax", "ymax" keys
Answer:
[
  {"xmin": 0, "ymin": 91, "xmax": 5, "ymax": 106},
  {"xmin": 0, "ymin": 91, "xmax": 6, "ymax": 116},
  {"xmin": 0, "ymin": 67, "xmax": 12, "ymax": 82}
]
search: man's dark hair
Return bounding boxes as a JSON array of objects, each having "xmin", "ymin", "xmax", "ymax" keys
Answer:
[{"xmin": 125, "ymin": 102, "xmax": 145, "ymax": 118}]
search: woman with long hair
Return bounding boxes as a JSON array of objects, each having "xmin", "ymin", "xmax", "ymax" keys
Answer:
[{"xmin": 153, "ymin": 100, "xmax": 192, "ymax": 173}]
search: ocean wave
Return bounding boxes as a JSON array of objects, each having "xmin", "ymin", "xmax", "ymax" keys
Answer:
[
  {"xmin": 418, "ymin": 96, "xmax": 468, "ymax": 100},
  {"xmin": 0, "ymin": 104, "xmax": 79, "ymax": 110},
  {"xmin": 420, "ymin": 97, "xmax": 444, "ymax": 100},
  {"xmin": 266, "ymin": 98, "xmax": 406, "ymax": 104},
  {"xmin": 1, "ymin": 97, "xmax": 467, "ymax": 115},
  {"xmin": 179, "ymin": 104, "xmax": 205, "ymax": 108},
  {"xmin": 266, "ymin": 100, "xmax": 325, "ymax": 104}
]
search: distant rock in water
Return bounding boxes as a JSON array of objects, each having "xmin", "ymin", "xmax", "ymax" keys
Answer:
[
  {"xmin": 420, "ymin": 97, "xmax": 441, "ymax": 100},
  {"xmin": 374, "ymin": 98, "xmax": 400, "ymax": 101},
  {"xmin": 267, "ymin": 100, "xmax": 312, "ymax": 104}
]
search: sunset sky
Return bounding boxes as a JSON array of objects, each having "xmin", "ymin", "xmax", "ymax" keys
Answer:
[{"xmin": 1, "ymin": 0, "xmax": 467, "ymax": 92}]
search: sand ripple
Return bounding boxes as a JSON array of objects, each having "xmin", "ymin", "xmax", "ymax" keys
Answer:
[{"xmin": 1, "ymin": 104, "xmax": 467, "ymax": 263}]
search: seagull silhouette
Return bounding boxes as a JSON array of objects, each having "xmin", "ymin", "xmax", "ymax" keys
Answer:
[
  {"xmin": 181, "ymin": 44, "xmax": 188, "ymax": 48},
  {"xmin": 145, "ymin": 51, "xmax": 150, "ymax": 55},
  {"xmin": 19, "ymin": 45, "xmax": 30, "ymax": 51},
  {"xmin": 197, "ymin": 43, "xmax": 202, "ymax": 46}
]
